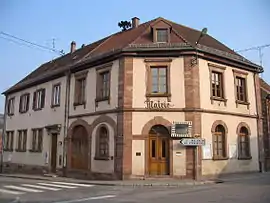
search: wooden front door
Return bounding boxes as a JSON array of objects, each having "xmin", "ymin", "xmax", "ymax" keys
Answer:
[
  {"xmin": 50, "ymin": 134, "xmax": 57, "ymax": 173},
  {"xmin": 148, "ymin": 125, "xmax": 170, "ymax": 176}
]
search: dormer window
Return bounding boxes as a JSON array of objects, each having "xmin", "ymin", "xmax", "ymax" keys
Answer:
[{"xmin": 156, "ymin": 29, "xmax": 168, "ymax": 43}]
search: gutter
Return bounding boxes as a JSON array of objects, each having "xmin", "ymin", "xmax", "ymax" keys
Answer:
[
  {"xmin": 253, "ymin": 72, "xmax": 265, "ymax": 172},
  {"xmin": 0, "ymin": 96, "xmax": 7, "ymax": 173},
  {"xmin": 62, "ymin": 68, "xmax": 71, "ymax": 176}
]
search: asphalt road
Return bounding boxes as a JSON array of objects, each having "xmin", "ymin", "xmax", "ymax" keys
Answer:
[{"xmin": 0, "ymin": 173, "xmax": 269, "ymax": 203}]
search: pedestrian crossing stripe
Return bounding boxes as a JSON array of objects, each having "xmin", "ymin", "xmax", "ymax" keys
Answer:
[
  {"xmin": 37, "ymin": 183, "xmax": 77, "ymax": 189},
  {"xmin": 4, "ymin": 185, "xmax": 43, "ymax": 193},
  {"xmin": 21, "ymin": 184, "xmax": 61, "ymax": 191},
  {"xmin": 0, "ymin": 181, "xmax": 95, "ymax": 195}
]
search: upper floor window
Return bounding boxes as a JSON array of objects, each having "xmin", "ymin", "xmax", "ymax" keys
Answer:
[
  {"xmin": 7, "ymin": 97, "xmax": 15, "ymax": 116},
  {"xmin": 30, "ymin": 128, "xmax": 43, "ymax": 152},
  {"xmin": 33, "ymin": 89, "xmax": 46, "ymax": 110},
  {"xmin": 19, "ymin": 93, "xmax": 30, "ymax": 113},
  {"xmin": 52, "ymin": 84, "xmax": 61, "ymax": 107},
  {"xmin": 151, "ymin": 66, "xmax": 168, "ymax": 94},
  {"xmin": 211, "ymin": 71, "xmax": 224, "ymax": 98},
  {"xmin": 95, "ymin": 65, "xmax": 111, "ymax": 105},
  {"xmin": 235, "ymin": 76, "xmax": 247, "ymax": 102},
  {"xmin": 4, "ymin": 131, "xmax": 14, "ymax": 151},
  {"xmin": 16, "ymin": 129, "xmax": 27, "ymax": 152},
  {"xmin": 74, "ymin": 76, "xmax": 86, "ymax": 106},
  {"xmin": 98, "ymin": 71, "xmax": 110, "ymax": 99},
  {"xmin": 156, "ymin": 29, "xmax": 168, "ymax": 43}
]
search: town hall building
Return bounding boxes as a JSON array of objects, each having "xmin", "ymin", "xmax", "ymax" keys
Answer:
[{"xmin": 1, "ymin": 17, "xmax": 265, "ymax": 180}]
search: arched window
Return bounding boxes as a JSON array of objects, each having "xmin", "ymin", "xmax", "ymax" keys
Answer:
[
  {"xmin": 238, "ymin": 126, "xmax": 251, "ymax": 159},
  {"xmin": 213, "ymin": 124, "xmax": 227, "ymax": 159},
  {"xmin": 95, "ymin": 126, "xmax": 109, "ymax": 159}
]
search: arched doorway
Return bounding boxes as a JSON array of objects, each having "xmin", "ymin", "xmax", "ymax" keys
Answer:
[
  {"xmin": 71, "ymin": 125, "xmax": 89, "ymax": 170},
  {"xmin": 148, "ymin": 125, "xmax": 170, "ymax": 175}
]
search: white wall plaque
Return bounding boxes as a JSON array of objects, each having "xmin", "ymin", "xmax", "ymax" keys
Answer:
[
  {"xmin": 229, "ymin": 144, "xmax": 237, "ymax": 159},
  {"xmin": 202, "ymin": 144, "xmax": 212, "ymax": 160}
]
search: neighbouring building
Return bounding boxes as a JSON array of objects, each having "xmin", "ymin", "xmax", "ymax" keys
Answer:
[
  {"xmin": 2, "ymin": 17, "xmax": 264, "ymax": 180},
  {"xmin": 260, "ymin": 78, "xmax": 270, "ymax": 171},
  {"xmin": 0, "ymin": 113, "xmax": 3, "ymax": 170}
]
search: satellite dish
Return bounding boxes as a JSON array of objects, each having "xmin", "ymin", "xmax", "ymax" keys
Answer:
[{"xmin": 201, "ymin": 28, "xmax": 208, "ymax": 35}]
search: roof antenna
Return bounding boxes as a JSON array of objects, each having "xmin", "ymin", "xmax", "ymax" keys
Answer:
[{"xmin": 195, "ymin": 28, "xmax": 207, "ymax": 45}]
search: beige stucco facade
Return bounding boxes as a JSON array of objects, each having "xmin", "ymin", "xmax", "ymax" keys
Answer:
[
  {"xmin": 130, "ymin": 57, "xmax": 260, "ymax": 178},
  {"xmin": 3, "ymin": 76, "xmax": 67, "ymax": 171}
]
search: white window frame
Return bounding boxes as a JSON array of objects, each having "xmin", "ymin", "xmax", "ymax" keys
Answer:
[{"xmin": 52, "ymin": 84, "xmax": 61, "ymax": 106}]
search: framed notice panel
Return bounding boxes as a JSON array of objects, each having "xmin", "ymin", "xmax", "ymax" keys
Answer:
[{"xmin": 202, "ymin": 144, "xmax": 212, "ymax": 160}]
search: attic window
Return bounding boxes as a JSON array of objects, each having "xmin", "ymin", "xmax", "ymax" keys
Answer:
[{"xmin": 156, "ymin": 29, "xmax": 168, "ymax": 43}]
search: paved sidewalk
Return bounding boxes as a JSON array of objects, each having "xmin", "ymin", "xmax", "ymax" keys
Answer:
[{"xmin": 0, "ymin": 173, "xmax": 220, "ymax": 187}]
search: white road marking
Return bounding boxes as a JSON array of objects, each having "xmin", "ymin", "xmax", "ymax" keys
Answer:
[
  {"xmin": 21, "ymin": 184, "xmax": 61, "ymax": 191},
  {"xmin": 0, "ymin": 188, "xmax": 25, "ymax": 195},
  {"xmin": 4, "ymin": 185, "xmax": 43, "ymax": 193},
  {"xmin": 51, "ymin": 182, "xmax": 94, "ymax": 187},
  {"xmin": 53, "ymin": 195, "xmax": 116, "ymax": 203},
  {"xmin": 37, "ymin": 183, "xmax": 77, "ymax": 189}
]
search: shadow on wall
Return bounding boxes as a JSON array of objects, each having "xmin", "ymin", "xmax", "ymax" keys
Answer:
[{"xmin": 202, "ymin": 136, "xmax": 263, "ymax": 182}]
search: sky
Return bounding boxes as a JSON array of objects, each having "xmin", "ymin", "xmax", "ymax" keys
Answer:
[{"xmin": 0, "ymin": 0, "xmax": 269, "ymax": 113}]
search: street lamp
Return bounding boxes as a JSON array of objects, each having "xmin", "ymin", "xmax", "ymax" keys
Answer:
[{"xmin": 191, "ymin": 28, "xmax": 208, "ymax": 66}]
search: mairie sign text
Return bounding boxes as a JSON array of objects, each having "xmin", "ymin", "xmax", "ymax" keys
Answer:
[{"xmin": 145, "ymin": 100, "xmax": 173, "ymax": 109}]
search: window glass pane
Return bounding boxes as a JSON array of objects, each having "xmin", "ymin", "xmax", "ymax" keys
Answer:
[
  {"xmin": 159, "ymin": 76, "xmax": 167, "ymax": 86},
  {"xmin": 157, "ymin": 29, "xmax": 168, "ymax": 42},
  {"xmin": 159, "ymin": 68, "xmax": 167, "ymax": 76},
  {"xmin": 159, "ymin": 85, "xmax": 167, "ymax": 93},
  {"xmin": 151, "ymin": 140, "xmax": 156, "ymax": 158},
  {"xmin": 151, "ymin": 68, "xmax": 158, "ymax": 77},
  {"xmin": 151, "ymin": 84, "xmax": 159, "ymax": 93}
]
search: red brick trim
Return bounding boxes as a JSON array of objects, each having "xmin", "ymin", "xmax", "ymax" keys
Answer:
[
  {"xmin": 211, "ymin": 120, "xmax": 228, "ymax": 134},
  {"xmin": 236, "ymin": 122, "xmax": 251, "ymax": 135}
]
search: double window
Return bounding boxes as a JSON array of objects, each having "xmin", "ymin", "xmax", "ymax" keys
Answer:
[
  {"xmin": 74, "ymin": 72, "xmax": 87, "ymax": 106},
  {"xmin": 7, "ymin": 97, "xmax": 15, "ymax": 116},
  {"xmin": 213, "ymin": 124, "xmax": 227, "ymax": 159},
  {"xmin": 33, "ymin": 89, "xmax": 46, "ymax": 110},
  {"xmin": 52, "ymin": 84, "xmax": 61, "ymax": 107},
  {"xmin": 31, "ymin": 128, "xmax": 43, "ymax": 152},
  {"xmin": 150, "ymin": 66, "xmax": 168, "ymax": 94},
  {"xmin": 238, "ymin": 126, "xmax": 251, "ymax": 159},
  {"xmin": 235, "ymin": 76, "xmax": 247, "ymax": 102},
  {"xmin": 19, "ymin": 94, "xmax": 30, "ymax": 113},
  {"xmin": 17, "ymin": 130, "xmax": 27, "ymax": 152},
  {"xmin": 4, "ymin": 131, "xmax": 14, "ymax": 151},
  {"xmin": 95, "ymin": 126, "xmax": 109, "ymax": 159}
]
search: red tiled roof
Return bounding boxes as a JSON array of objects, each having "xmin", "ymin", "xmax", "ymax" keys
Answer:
[{"xmin": 3, "ymin": 17, "xmax": 259, "ymax": 94}]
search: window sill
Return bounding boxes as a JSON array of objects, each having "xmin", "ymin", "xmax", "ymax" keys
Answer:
[
  {"xmin": 33, "ymin": 108, "xmax": 43, "ymax": 112},
  {"xmin": 3, "ymin": 149, "xmax": 13, "ymax": 152},
  {"xmin": 15, "ymin": 149, "xmax": 26, "ymax": 152},
  {"xmin": 7, "ymin": 113, "xmax": 14, "ymax": 116},
  {"xmin": 95, "ymin": 97, "xmax": 109, "ymax": 102},
  {"xmin": 210, "ymin": 96, "xmax": 227, "ymax": 102},
  {"xmin": 236, "ymin": 100, "xmax": 250, "ymax": 105},
  {"xmin": 212, "ymin": 156, "xmax": 229, "ymax": 161},
  {"xmin": 29, "ymin": 149, "xmax": 42, "ymax": 153},
  {"xmin": 238, "ymin": 156, "xmax": 252, "ymax": 160},
  {"xmin": 19, "ymin": 110, "xmax": 28, "ymax": 114},
  {"xmin": 73, "ymin": 101, "xmax": 86, "ymax": 109},
  {"xmin": 146, "ymin": 93, "xmax": 172, "ymax": 98},
  {"xmin": 94, "ymin": 156, "xmax": 110, "ymax": 161},
  {"xmin": 51, "ymin": 104, "xmax": 60, "ymax": 108}
]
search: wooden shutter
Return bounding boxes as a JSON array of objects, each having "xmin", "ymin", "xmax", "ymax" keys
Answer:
[
  {"xmin": 10, "ymin": 132, "xmax": 14, "ymax": 150},
  {"xmin": 23, "ymin": 130, "xmax": 27, "ymax": 151},
  {"xmin": 19, "ymin": 96, "xmax": 22, "ymax": 113},
  {"xmin": 38, "ymin": 129, "xmax": 43, "ymax": 152},
  {"xmin": 26, "ymin": 94, "xmax": 30, "ymax": 111},
  {"xmin": 33, "ymin": 92, "xmax": 37, "ymax": 110},
  {"xmin": 41, "ymin": 89, "xmax": 46, "ymax": 108}
]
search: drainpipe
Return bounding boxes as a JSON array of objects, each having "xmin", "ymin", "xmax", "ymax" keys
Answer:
[
  {"xmin": 253, "ymin": 72, "xmax": 265, "ymax": 172},
  {"xmin": 0, "ymin": 96, "xmax": 8, "ymax": 173},
  {"xmin": 62, "ymin": 69, "xmax": 71, "ymax": 176}
]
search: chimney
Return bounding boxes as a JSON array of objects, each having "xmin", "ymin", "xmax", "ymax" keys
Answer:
[
  {"xmin": 70, "ymin": 41, "xmax": 76, "ymax": 53},
  {"xmin": 131, "ymin": 17, "xmax": 140, "ymax": 28}
]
